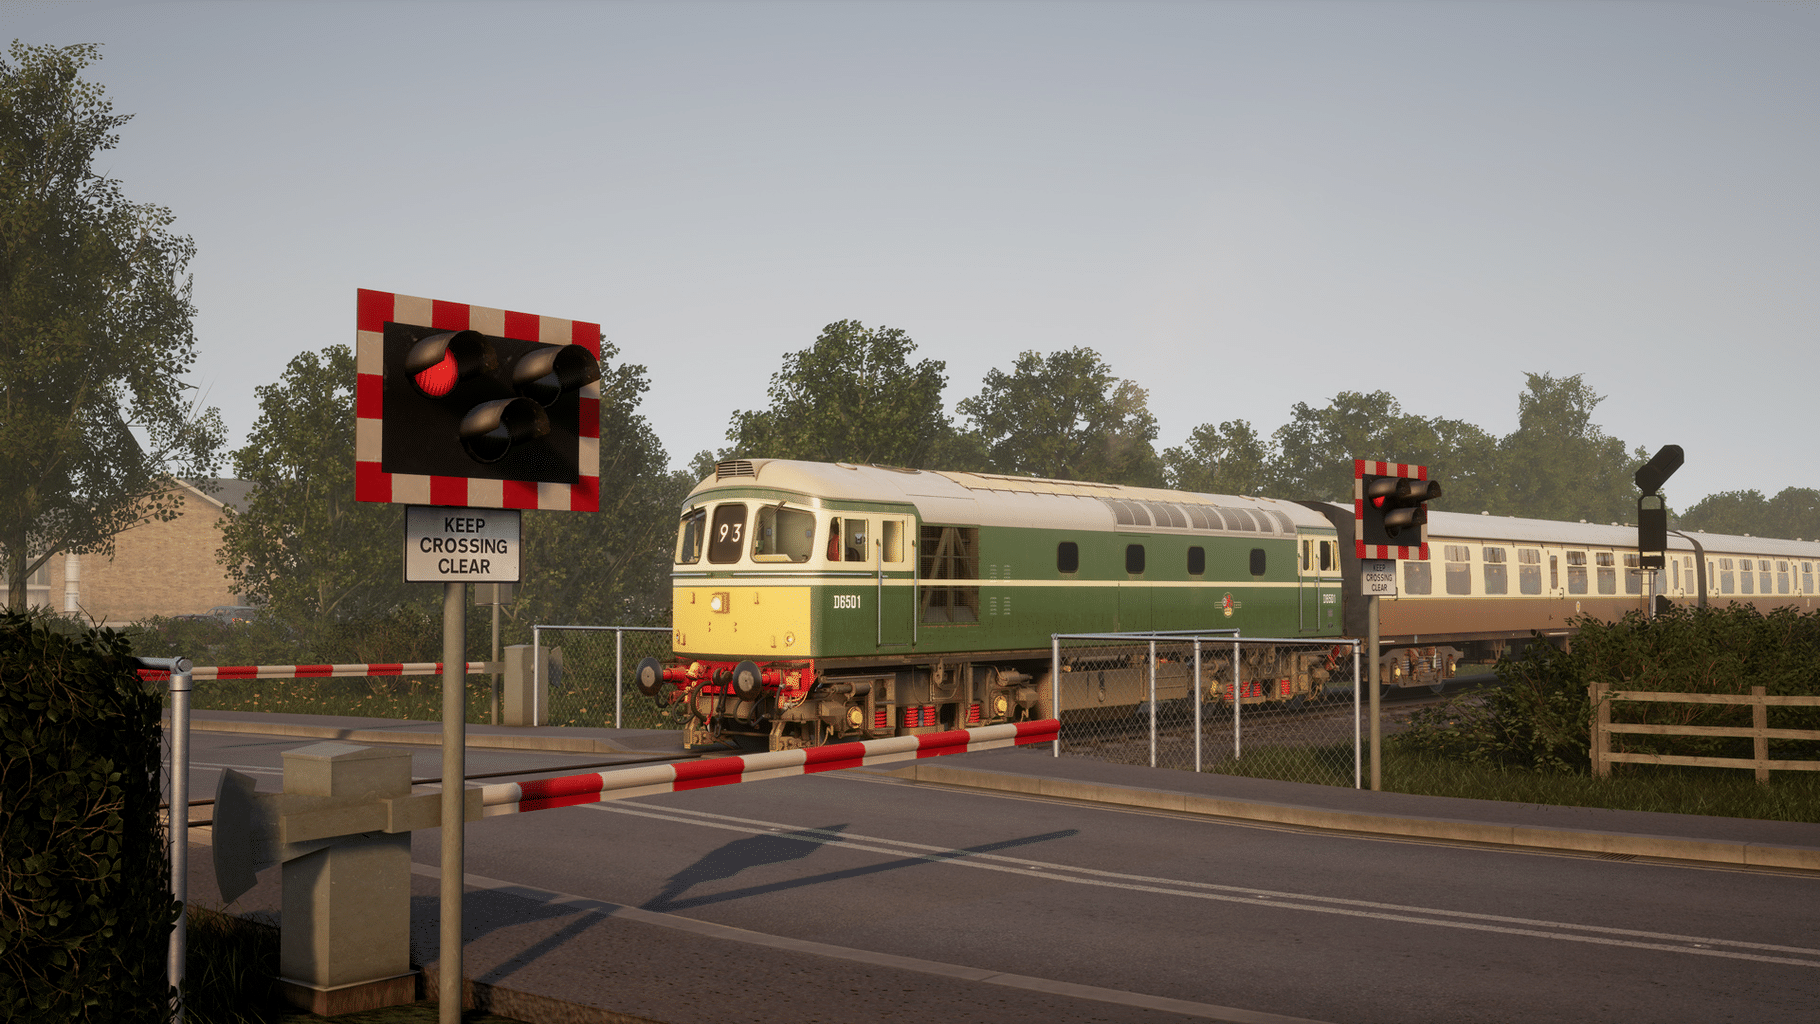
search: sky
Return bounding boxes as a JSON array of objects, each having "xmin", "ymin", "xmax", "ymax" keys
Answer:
[{"xmin": 9, "ymin": 0, "xmax": 1817, "ymax": 511}]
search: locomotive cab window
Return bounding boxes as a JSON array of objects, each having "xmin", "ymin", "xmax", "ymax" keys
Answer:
[
  {"xmin": 676, "ymin": 508, "xmax": 707, "ymax": 565},
  {"xmin": 1188, "ymin": 546, "xmax": 1205, "ymax": 576},
  {"xmin": 752, "ymin": 505, "xmax": 815, "ymax": 562},
  {"xmin": 826, "ymin": 517, "xmax": 870, "ymax": 562},
  {"xmin": 1057, "ymin": 541, "xmax": 1080, "ymax": 574},
  {"xmin": 1321, "ymin": 540, "xmax": 1336, "ymax": 572},
  {"xmin": 707, "ymin": 504, "xmax": 748, "ymax": 564}
]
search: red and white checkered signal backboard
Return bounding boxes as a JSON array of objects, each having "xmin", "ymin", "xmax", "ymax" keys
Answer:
[
  {"xmin": 1354, "ymin": 459, "xmax": 1429, "ymax": 561},
  {"xmin": 355, "ymin": 288, "xmax": 601, "ymax": 511}
]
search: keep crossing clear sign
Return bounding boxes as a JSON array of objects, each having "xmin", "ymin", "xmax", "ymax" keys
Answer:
[
  {"xmin": 404, "ymin": 506, "xmax": 521, "ymax": 583},
  {"xmin": 1363, "ymin": 558, "xmax": 1398, "ymax": 597}
]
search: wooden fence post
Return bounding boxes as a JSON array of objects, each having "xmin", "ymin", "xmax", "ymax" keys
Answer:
[
  {"xmin": 1751, "ymin": 685, "xmax": 1768, "ymax": 784},
  {"xmin": 1590, "ymin": 682, "xmax": 1610, "ymax": 778}
]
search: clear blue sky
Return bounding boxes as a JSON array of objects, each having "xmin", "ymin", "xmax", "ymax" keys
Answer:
[{"xmin": 11, "ymin": 0, "xmax": 1817, "ymax": 511}]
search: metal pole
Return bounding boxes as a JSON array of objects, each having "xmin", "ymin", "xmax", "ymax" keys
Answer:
[
  {"xmin": 1353, "ymin": 641, "xmax": 1362, "ymax": 790},
  {"xmin": 1368, "ymin": 595, "xmax": 1381, "ymax": 791},
  {"xmin": 490, "ymin": 601, "xmax": 501, "ymax": 726},
  {"xmin": 1050, "ymin": 634, "xmax": 1060, "ymax": 757},
  {"xmin": 1231, "ymin": 640, "xmax": 1241, "ymax": 761},
  {"xmin": 615, "ymin": 628, "xmax": 624, "ymax": 728},
  {"xmin": 1193, "ymin": 640, "xmax": 1203, "ymax": 774},
  {"xmin": 166, "ymin": 658, "xmax": 193, "ymax": 1024},
  {"xmin": 440, "ymin": 582, "xmax": 465, "ymax": 1024},
  {"xmin": 532, "ymin": 625, "xmax": 541, "ymax": 727},
  {"xmin": 1147, "ymin": 640, "xmax": 1157, "ymax": 769}
]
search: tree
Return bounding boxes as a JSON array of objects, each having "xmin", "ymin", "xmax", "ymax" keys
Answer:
[
  {"xmin": 1680, "ymin": 487, "xmax": 1820, "ymax": 541},
  {"xmin": 1162, "ymin": 419, "xmax": 1271, "ymax": 496},
  {"xmin": 957, "ymin": 347, "xmax": 1164, "ymax": 486},
  {"xmin": 1497, "ymin": 373, "xmax": 1636, "ymax": 523},
  {"xmin": 217, "ymin": 346, "xmax": 413, "ymax": 627},
  {"xmin": 0, "ymin": 42, "xmax": 223, "ymax": 611},
  {"xmin": 724, "ymin": 320, "xmax": 952, "ymax": 468}
]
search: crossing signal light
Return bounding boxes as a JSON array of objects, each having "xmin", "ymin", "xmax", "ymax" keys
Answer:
[
  {"xmin": 1355, "ymin": 461, "xmax": 1441, "ymax": 559},
  {"xmin": 382, "ymin": 323, "xmax": 600, "ymax": 485}
]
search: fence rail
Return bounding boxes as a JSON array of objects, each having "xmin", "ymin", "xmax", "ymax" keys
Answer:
[{"xmin": 1590, "ymin": 682, "xmax": 1820, "ymax": 781}]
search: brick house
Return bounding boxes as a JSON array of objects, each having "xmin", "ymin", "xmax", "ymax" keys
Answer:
[{"xmin": 11, "ymin": 478, "xmax": 251, "ymax": 626}]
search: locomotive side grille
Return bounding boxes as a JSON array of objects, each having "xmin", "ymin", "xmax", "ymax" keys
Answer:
[{"xmin": 715, "ymin": 460, "xmax": 756, "ymax": 480}]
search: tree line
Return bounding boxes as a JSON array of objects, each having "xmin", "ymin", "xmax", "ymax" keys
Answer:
[{"xmin": 3, "ymin": 43, "xmax": 1815, "ymax": 654}]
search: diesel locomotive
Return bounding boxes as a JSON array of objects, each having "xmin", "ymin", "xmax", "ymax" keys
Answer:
[{"xmin": 636, "ymin": 458, "xmax": 1820, "ymax": 751}]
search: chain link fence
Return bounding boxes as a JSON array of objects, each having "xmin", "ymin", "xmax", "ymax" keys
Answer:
[
  {"xmin": 1048, "ymin": 633, "xmax": 1362, "ymax": 788},
  {"xmin": 533, "ymin": 625, "xmax": 673, "ymax": 728}
]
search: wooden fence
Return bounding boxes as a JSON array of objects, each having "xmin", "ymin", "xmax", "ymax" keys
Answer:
[{"xmin": 1589, "ymin": 683, "xmax": 1820, "ymax": 782}]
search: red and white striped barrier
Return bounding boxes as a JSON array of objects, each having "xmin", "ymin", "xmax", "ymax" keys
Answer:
[
  {"xmin": 137, "ymin": 662, "xmax": 491, "ymax": 681},
  {"xmin": 478, "ymin": 719, "xmax": 1060, "ymax": 817}
]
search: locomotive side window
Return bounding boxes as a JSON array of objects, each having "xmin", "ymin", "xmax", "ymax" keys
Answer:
[
  {"xmin": 1127, "ymin": 545, "xmax": 1146, "ymax": 575},
  {"xmin": 1623, "ymin": 553, "xmax": 1642, "ymax": 595},
  {"xmin": 1249, "ymin": 548, "xmax": 1266, "ymax": 576},
  {"xmin": 752, "ymin": 505, "xmax": 816, "ymax": 562},
  {"xmin": 707, "ymin": 504, "xmax": 748, "ymax": 564},
  {"xmin": 1445, "ymin": 545, "xmax": 1472, "ymax": 596},
  {"xmin": 1482, "ymin": 546, "xmax": 1508, "ymax": 595},
  {"xmin": 1187, "ymin": 546, "xmax": 1205, "ymax": 576},
  {"xmin": 1057, "ymin": 541, "xmax": 1080, "ymax": 574},
  {"xmin": 1518, "ymin": 548, "xmax": 1542, "ymax": 595},
  {"xmin": 1566, "ymin": 551, "xmax": 1588, "ymax": 594},
  {"xmin": 1596, "ymin": 551, "xmax": 1617, "ymax": 595},
  {"xmin": 1320, "ymin": 540, "xmax": 1335, "ymax": 571},
  {"xmin": 676, "ymin": 508, "xmax": 707, "ymax": 565},
  {"xmin": 1404, "ymin": 560, "xmax": 1432, "ymax": 595},
  {"xmin": 881, "ymin": 520, "xmax": 905, "ymax": 564}
]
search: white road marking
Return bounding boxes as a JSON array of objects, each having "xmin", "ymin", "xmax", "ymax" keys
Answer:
[{"xmin": 588, "ymin": 800, "xmax": 1820, "ymax": 969}]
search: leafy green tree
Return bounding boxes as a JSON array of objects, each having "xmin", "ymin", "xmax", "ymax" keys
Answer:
[
  {"xmin": 1162, "ymin": 419, "xmax": 1271, "ymax": 496},
  {"xmin": 1680, "ymin": 487, "xmax": 1820, "ymax": 541},
  {"xmin": 1497, "ymin": 373, "xmax": 1637, "ymax": 523},
  {"xmin": 724, "ymin": 320, "xmax": 953, "ymax": 468},
  {"xmin": 217, "ymin": 346, "xmax": 413, "ymax": 627},
  {"xmin": 0, "ymin": 42, "xmax": 223, "ymax": 611},
  {"xmin": 957, "ymin": 347, "xmax": 1164, "ymax": 486},
  {"xmin": 1262, "ymin": 390, "xmax": 1504, "ymax": 510}
]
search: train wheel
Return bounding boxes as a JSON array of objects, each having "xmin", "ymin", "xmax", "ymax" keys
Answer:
[
  {"xmin": 635, "ymin": 657, "xmax": 663, "ymax": 697},
  {"xmin": 732, "ymin": 660, "xmax": 763, "ymax": 700}
]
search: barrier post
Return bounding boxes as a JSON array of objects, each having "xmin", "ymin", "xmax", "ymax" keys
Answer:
[{"xmin": 440, "ymin": 582, "xmax": 464, "ymax": 1024}]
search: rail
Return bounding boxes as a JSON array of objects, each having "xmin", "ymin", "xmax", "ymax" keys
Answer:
[{"xmin": 1589, "ymin": 682, "xmax": 1820, "ymax": 782}]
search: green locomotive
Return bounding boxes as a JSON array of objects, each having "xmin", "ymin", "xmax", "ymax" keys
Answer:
[{"xmin": 639, "ymin": 459, "xmax": 1348, "ymax": 751}]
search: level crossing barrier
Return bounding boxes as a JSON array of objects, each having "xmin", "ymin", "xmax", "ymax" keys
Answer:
[{"xmin": 1049, "ymin": 632, "xmax": 1363, "ymax": 789}]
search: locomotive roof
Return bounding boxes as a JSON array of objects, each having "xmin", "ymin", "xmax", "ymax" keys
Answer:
[{"xmin": 692, "ymin": 459, "xmax": 1335, "ymax": 535}]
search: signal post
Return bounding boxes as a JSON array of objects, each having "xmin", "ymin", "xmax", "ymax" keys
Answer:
[
  {"xmin": 1355, "ymin": 460, "xmax": 1442, "ymax": 791},
  {"xmin": 356, "ymin": 289, "xmax": 601, "ymax": 1023}
]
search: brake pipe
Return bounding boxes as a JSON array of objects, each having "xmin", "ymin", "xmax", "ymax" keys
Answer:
[
  {"xmin": 137, "ymin": 661, "xmax": 492, "ymax": 681},
  {"xmin": 478, "ymin": 719, "xmax": 1060, "ymax": 817}
]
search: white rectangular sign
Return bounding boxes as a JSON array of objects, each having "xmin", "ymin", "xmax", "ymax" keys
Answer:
[
  {"xmin": 405, "ymin": 506, "xmax": 521, "ymax": 583},
  {"xmin": 1362, "ymin": 558, "xmax": 1398, "ymax": 597}
]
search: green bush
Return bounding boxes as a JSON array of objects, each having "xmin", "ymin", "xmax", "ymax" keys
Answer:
[
  {"xmin": 1400, "ymin": 605, "xmax": 1820, "ymax": 774},
  {"xmin": 0, "ymin": 611, "xmax": 178, "ymax": 1023}
]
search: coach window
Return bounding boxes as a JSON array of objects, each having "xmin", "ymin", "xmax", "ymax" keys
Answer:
[
  {"xmin": 1596, "ymin": 551, "xmax": 1617, "ymax": 595},
  {"xmin": 1404, "ymin": 560, "xmax": 1432, "ymax": 595},
  {"xmin": 1778, "ymin": 561, "xmax": 1791, "ymax": 595},
  {"xmin": 1739, "ymin": 557, "xmax": 1754, "ymax": 594},
  {"xmin": 1482, "ymin": 547, "xmax": 1508, "ymax": 595},
  {"xmin": 707, "ymin": 504, "xmax": 748, "ymax": 564},
  {"xmin": 1718, "ymin": 558, "xmax": 1735, "ymax": 594},
  {"xmin": 1804, "ymin": 562, "xmax": 1814, "ymax": 593},
  {"xmin": 1565, "ymin": 551, "xmax": 1588, "ymax": 595},
  {"xmin": 1516, "ymin": 548, "xmax": 1541, "ymax": 595},
  {"xmin": 1127, "ymin": 544, "xmax": 1146, "ymax": 575},
  {"xmin": 1057, "ymin": 541, "xmax": 1080, "ymax": 574},
  {"xmin": 1623, "ymin": 553, "xmax": 1642, "ymax": 595},
  {"xmin": 1188, "ymin": 546, "xmax": 1205, "ymax": 576},
  {"xmin": 676, "ymin": 508, "xmax": 707, "ymax": 565},
  {"xmin": 1760, "ymin": 559, "xmax": 1773, "ymax": 594},
  {"xmin": 1249, "ymin": 548, "xmax": 1267, "ymax": 576},
  {"xmin": 1445, "ymin": 545, "xmax": 1472, "ymax": 596}
]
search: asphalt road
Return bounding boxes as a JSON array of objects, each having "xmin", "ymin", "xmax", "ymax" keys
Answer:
[{"xmin": 186, "ymin": 731, "xmax": 1820, "ymax": 1024}]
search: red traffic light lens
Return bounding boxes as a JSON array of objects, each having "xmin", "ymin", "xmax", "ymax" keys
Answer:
[{"xmin": 413, "ymin": 352, "xmax": 459, "ymax": 397}]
